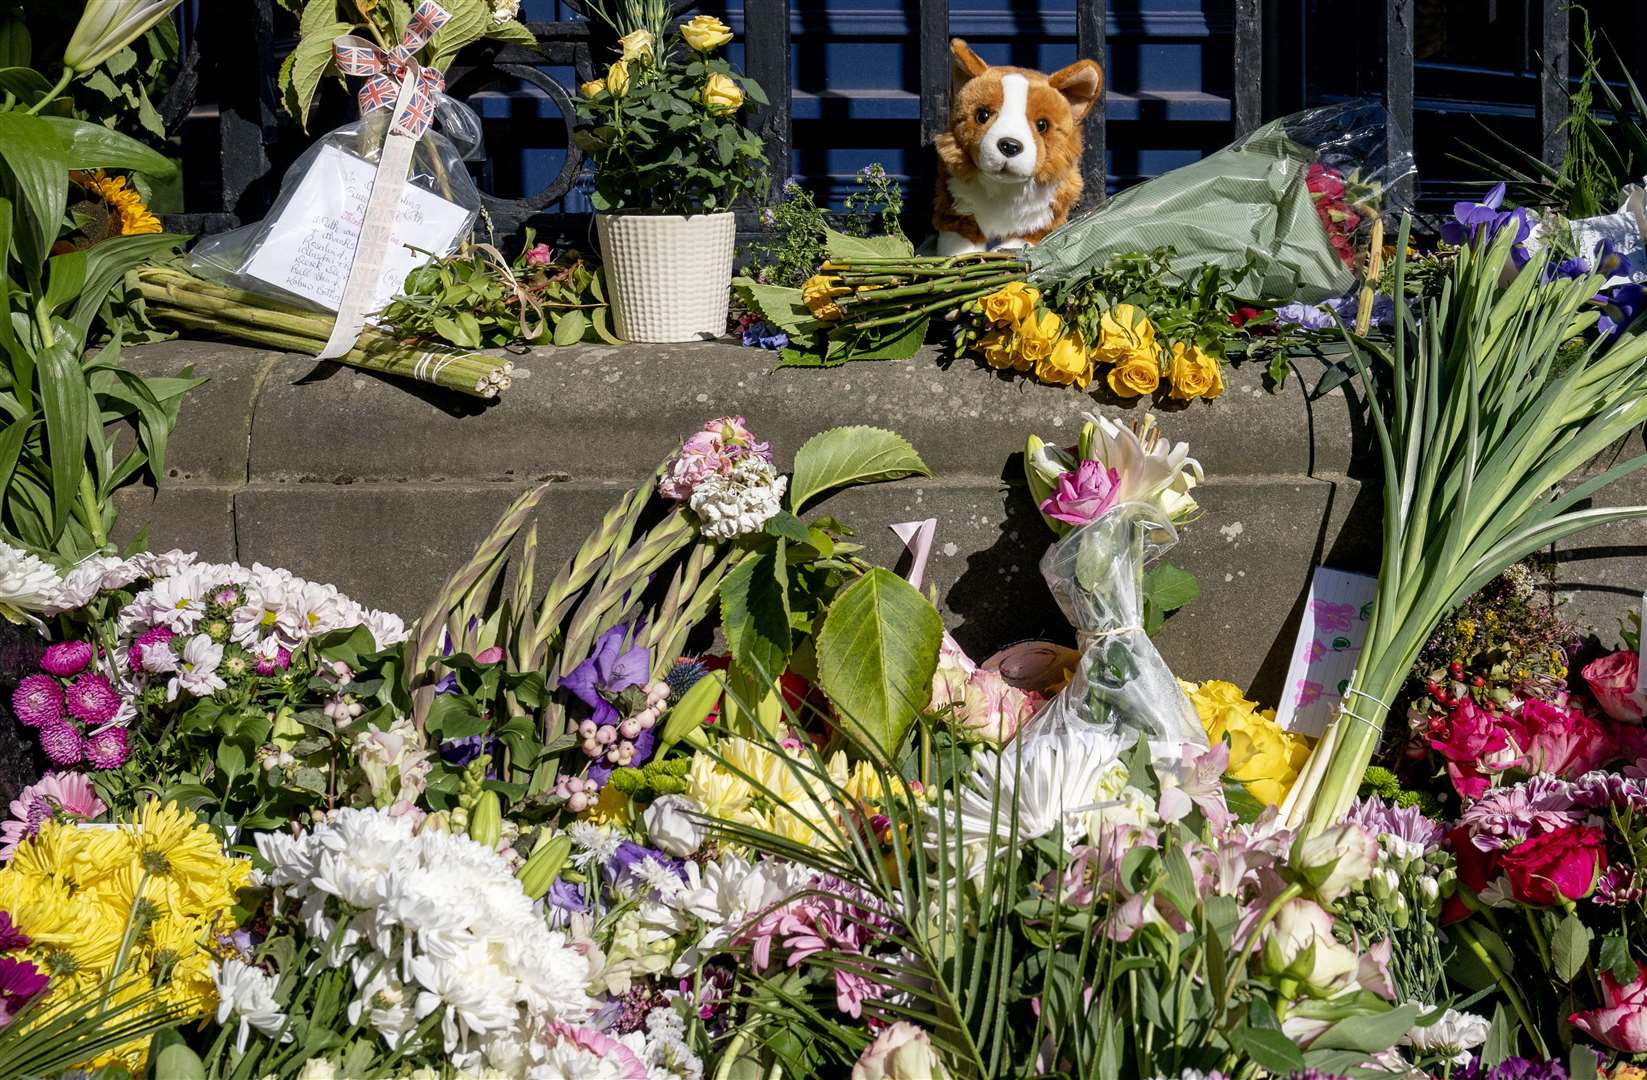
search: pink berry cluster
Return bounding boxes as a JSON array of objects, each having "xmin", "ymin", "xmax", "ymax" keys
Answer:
[
  {"xmin": 576, "ymin": 680, "xmax": 670, "ymax": 769},
  {"xmin": 319, "ymin": 661, "xmax": 363, "ymax": 730},
  {"xmin": 552, "ymin": 774, "xmax": 599, "ymax": 813},
  {"xmin": 10, "ymin": 641, "xmax": 131, "ymax": 770}
]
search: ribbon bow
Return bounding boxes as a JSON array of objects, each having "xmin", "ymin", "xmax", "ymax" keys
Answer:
[{"xmin": 334, "ymin": 1, "xmax": 452, "ymax": 138}]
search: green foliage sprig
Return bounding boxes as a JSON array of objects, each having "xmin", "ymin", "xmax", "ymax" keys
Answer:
[
  {"xmin": 1043, "ymin": 245, "xmax": 1255, "ymax": 362},
  {"xmin": 744, "ymin": 166, "xmax": 907, "ymax": 288}
]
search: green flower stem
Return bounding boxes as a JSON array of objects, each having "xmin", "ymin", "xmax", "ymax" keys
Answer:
[
  {"xmin": 1454, "ymin": 921, "xmax": 1548, "ymax": 1058},
  {"xmin": 77, "ymin": 468, "xmax": 108, "ymax": 550},
  {"xmin": 1214, "ymin": 881, "xmax": 1303, "ymax": 1026},
  {"xmin": 25, "ymin": 66, "xmax": 75, "ymax": 115},
  {"xmin": 836, "ymin": 270, "xmax": 1024, "ymax": 309}
]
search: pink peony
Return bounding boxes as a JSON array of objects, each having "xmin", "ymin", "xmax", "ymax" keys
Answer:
[
  {"xmin": 36, "ymin": 721, "xmax": 83, "ymax": 767},
  {"xmin": 524, "ymin": 242, "xmax": 553, "ymax": 268},
  {"xmin": 1570, "ymin": 962, "xmax": 1647, "ymax": 1051},
  {"xmin": 39, "ymin": 641, "xmax": 92, "ymax": 677},
  {"xmin": 1585, "ymin": 650, "xmax": 1646, "ymax": 723},
  {"xmin": 63, "ymin": 673, "xmax": 120, "ymax": 725},
  {"xmin": 0, "ymin": 771, "xmax": 105, "ymax": 859},
  {"xmin": 10, "ymin": 675, "xmax": 63, "ymax": 728},
  {"xmin": 83, "ymin": 726, "xmax": 130, "ymax": 770},
  {"xmin": 1039, "ymin": 460, "xmax": 1121, "ymax": 527},
  {"xmin": 1429, "ymin": 698, "xmax": 1511, "ymax": 799},
  {"xmin": 1506, "ymin": 700, "xmax": 1615, "ymax": 779}
]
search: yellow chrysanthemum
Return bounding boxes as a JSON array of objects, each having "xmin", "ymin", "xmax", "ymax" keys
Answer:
[
  {"xmin": 71, "ymin": 169, "xmax": 162, "ymax": 236},
  {"xmin": 684, "ymin": 752, "xmax": 755, "ymax": 821},
  {"xmin": 129, "ymin": 799, "xmax": 250, "ymax": 913}
]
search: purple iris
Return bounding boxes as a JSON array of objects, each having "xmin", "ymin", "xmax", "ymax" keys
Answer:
[
  {"xmin": 432, "ymin": 672, "xmax": 460, "ymax": 696},
  {"xmin": 1441, "ymin": 181, "xmax": 1535, "ymax": 266},
  {"xmin": 1598, "ymin": 283, "xmax": 1647, "ymax": 336},
  {"xmin": 1271, "ymin": 302, "xmax": 1337, "ymax": 330},
  {"xmin": 1549, "ymin": 255, "xmax": 1591, "ymax": 280},
  {"xmin": 1326, "ymin": 292, "xmax": 1396, "ymax": 329},
  {"xmin": 1596, "ymin": 237, "xmax": 1632, "ymax": 279},
  {"xmin": 741, "ymin": 320, "xmax": 789, "ymax": 351},
  {"xmin": 439, "ymin": 735, "xmax": 501, "ymax": 772},
  {"xmin": 561, "ymin": 625, "xmax": 649, "ymax": 728}
]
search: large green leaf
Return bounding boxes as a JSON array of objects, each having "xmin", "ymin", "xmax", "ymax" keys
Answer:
[
  {"xmin": 823, "ymin": 226, "xmax": 913, "ymax": 262},
  {"xmin": 39, "ymin": 116, "xmax": 177, "ymax": 178},
  {"xmin": 787, "ymin": 425, "xmax": 930, "ymax": 513},
  {"xmin": 731, "ymin": 277, "xmax": 825, "ymax": 341},
  {"xmin": 0, "ymin": 111, "xmax": 69, "ymax": 288},
  {"xmin": 1309, "ymin": 1003, "xmax": 1422, "ymax": 1053},
  {"xmin": 35, "ymin": 335, "xmax": 89, "ymax": 542},
  {"xmin": 815, "ymin": 568, "xmax": 942, "ymax": 757},
  {"xmin": 719, "ymin": 541, "xmax": 792, "ymax": 680},
  {"xmin": 284, "ymin": 17, "xmax": 353, "ymax": 127},
  {"xmin": 68, "ymin": 232, "xmax": 183, "ymax": 339},
  {"xmin": 825, "ymin": 316, "xmax": 929, "ymax": 363},
  {"xmin": 426, "ymin": 0, "xmax": 490, "ymax": 69}
]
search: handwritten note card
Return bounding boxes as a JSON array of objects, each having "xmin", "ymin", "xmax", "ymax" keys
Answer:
[
  {"xmin": 241, "ymin": 144, "xmax": 472, "ymax": 316},
  {"xmin": 1274, "ymin": 566, "xmax": 1379, "ymax": 738}
]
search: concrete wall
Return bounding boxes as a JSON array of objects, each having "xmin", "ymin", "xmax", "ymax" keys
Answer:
[{"xmin": 115, "ymin": 341, "xmax": 1646, "ymax": 705}]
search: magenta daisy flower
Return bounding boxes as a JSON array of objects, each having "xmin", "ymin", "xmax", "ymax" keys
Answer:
[
  {"xmin": 0, "ymin": 955, "xmax": 48, "ymax": 1023},
  {"xmin": 63, "ymin": 674, "xmax": 119, "ymax": 725},
  {"xmin": 38, "ymin": 641, "xmax": 92, "ymax": 678},
  {"xmin": 128, "ymin": 625, "xmax": 174, "ymax": 670},
  {"xmin": 0, "ymin": 913, "xmax": 29, "ymax": 953},
  {"xmin": 36, "ymin": 721, "xmax": 83, "ymax": 767},
  {"xmin": 9, "ymin": 676, "xmax": 62, "ymax": 729},
  {"xmin": 83, "ymin": 727, "xmax": 130, "ymax": 770}
]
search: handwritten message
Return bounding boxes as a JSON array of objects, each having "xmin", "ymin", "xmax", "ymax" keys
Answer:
[
  {"xmin": 1274, "ymin": 566, "xmax": 1379, "ymax": 738},
  {"xmin": 241, "ymin": 144, "xmax": 472, "ymax": 315}
]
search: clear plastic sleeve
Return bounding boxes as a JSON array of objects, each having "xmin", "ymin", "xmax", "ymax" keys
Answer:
[
  {"xmin": 1026, "ymin": 97, "xmax": 1416, "ymax": 303},
  {"xmin": 187, "ymin": 97, "xmax": 484, "ymax": 315},
  {"xmin": 1025, "ymin": 503, "xmax": 1206, "ymax": 754}
]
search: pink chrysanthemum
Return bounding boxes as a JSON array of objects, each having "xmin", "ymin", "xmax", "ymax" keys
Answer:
[
  {"xmin": 39, "ymin": 641, "xmax": 92, "ymax": 677},
  {"xmin": 36, "ymin": 721, "xmax": 83, "ymax": 767},
  {"xmin": 63, "ymin": 674, "xmax": 120, "ymax": 725},
  {"xmin": 1, "ymin": 772, "xmax": 106, "ymax": 859},
  {"xmin": 83, "ymin": 727, "xmax": 130, "ymax": 770},
  {"xmin": 10, "ymin": 676, "xmax": 63, "ymax": 728},
  {"xmin": 254, "ymin": 646, "xmax": 291, "ymax": 676},
  {"xmin": 128, "ymin": 625, "xmax": 174, "ymax": 669},
  {"xmin": 541, "ymin": 1023, "xmax": 649, "ymax": 1079}
]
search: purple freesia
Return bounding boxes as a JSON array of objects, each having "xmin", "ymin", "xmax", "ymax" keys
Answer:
[
  {"xmin": 1039, "ymin": 460, "xmax": 1121, "ymax": 527},
  {"xmin": 561, "ymin": 624, "xmax": 650, "ymax": 728}
]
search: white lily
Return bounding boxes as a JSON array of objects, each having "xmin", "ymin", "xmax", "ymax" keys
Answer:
[
  {"xmin": 64, "ymin": 0, "xmax": 184, "ymax": 73},
  {"xmin": 1079, "ymin": 413, "xmax": 1203, "ymax": 523}
]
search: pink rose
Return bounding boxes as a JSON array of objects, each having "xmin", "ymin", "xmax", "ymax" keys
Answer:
[
  {"xmin": 957, "ymin": 669, "xmax": 1043, "ymax": 746},
  {"xmin": 525, "ymin": 242, "xmax": 553, "ymax": 267},
  {"xmin": 1506, "ymin": 700, "xmax": 1614, "ymax": 778},
  {"xmin": 1499, "ymin": 824, "xmax": 1606, "ymax": 906},
  {"xmin": 929, "ymin": 631, "xmax": 976, "ymax": 712},
  {"xmin": 1039, "ymin": 460, "xmax": 1120, "ymax": 527},
  {"xmin": 1429, "ymin": 699, "xmax": 1511, "ymax": 799},
  {"xmin": 1571, "ymin": 963, "xmax": 1647, "ymax": 1052},
  {"xmin": 1585, "ymin": 650, "xmax": 1646, "ymax": 723}
]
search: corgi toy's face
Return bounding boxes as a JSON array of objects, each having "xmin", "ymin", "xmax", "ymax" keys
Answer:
[{"xmin": 947, "ymin": 41, "xmax": 1102, "ymax": 185}]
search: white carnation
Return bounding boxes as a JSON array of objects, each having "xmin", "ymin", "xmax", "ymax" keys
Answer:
[{"xmin": 0, "ymin": 541, "xmax": 61, "ymax": 628}]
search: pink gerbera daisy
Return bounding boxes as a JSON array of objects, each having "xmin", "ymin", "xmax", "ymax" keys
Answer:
[
  {"xmin": 1, "ymin": 772, "xmax": 105, "ymax": 860},
  {"xmin": 9, "ymin": 676, "xmax": 62, "ymax": 728}
]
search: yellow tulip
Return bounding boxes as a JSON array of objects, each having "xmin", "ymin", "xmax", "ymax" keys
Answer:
[
  {"xmin": 701, "ymin": 72, "xmax": 744, "ymax": 113},
  {"xmin": 681, "ymin": 14, "xmax": 734, "ymax": 52}
]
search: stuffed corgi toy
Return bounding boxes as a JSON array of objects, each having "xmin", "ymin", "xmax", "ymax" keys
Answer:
[{"xmin": 933, "ymin": 39, "xmax": 1103, "ymax": 255}]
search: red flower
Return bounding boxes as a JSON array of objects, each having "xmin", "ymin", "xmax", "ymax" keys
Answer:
[
  {"xmin": 1429, "ymin": 698, "xmax": 1512, "ymax": 799},
  {"xmin": 1230, "ymin": 305, "xmax": 1264, "ymax": 328},
  {"xmin": 1442, "ymin": 825, "xmax": 1499, "ymax": 923},
  {"xmin": 1499, "ymin": 825, "xmax": 1607, "ymax": 906},
  {"xmin": 1307, "ymin": 163, "xmax": 1346, "ymax": 201},
  {"xmin": 1571, "ymin": 963, "xmax": 1647, "ymax": 1052}
]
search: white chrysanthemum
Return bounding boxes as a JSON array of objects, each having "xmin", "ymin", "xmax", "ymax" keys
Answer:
[
  {"xmin": 311, "ymin": 808, "xmax": 418, "ymax": 909},
  {"xmin": 167, "ymin": 633, "xmax": 225, "ymax": 701},
  {"xmin": 347, "ymin": 963, "xmax": 418, "ymax": 1049},
  {"xmin": 687, "ymin": 459, "xmax": 787, "ymax": 541},
  {"xmin": 46, "ymin": 553, "xmax": 147, "ymax": 615},
  {"xmin": 362, "ymin": 608, "xmax": 409, "ymax": 651},
  {"xmin": 134, "ymin": 564, "xmax": 214, "ymax": 633},
  {"xmin": 670, "ymin": 853, "xmax": 807, "ymax": 975},
  {"xmin": 1403, "ymin": 1007, "xmax": 1490, "ymax": 1067},
  {"xmin": 0, "ymin": 541, "xmax": 61, "ymax": 628},
  {"xmin": 213, "ymin": 958, "xmax": 291, "ymax": 1052},
  {"xmin": 951, "ymin": 727, "xmax": 1135, "ymax": 847}
]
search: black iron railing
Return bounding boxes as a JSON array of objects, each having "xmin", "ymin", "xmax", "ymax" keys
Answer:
[{"xmin": 164, "ymin": 0, "xmax": 1578, "ymax": 237}]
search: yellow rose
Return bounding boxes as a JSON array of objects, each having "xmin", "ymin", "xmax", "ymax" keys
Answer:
[
  {"xmin": 1015, "ymin": 309, "xmax": 1062, "ymax": 363},
  {"xmin": 580, "ymin": 79, "xmax": 605, "ymax": 98},
  {"xmin": 617, "ymin": 28, "xmax": 654, "ymax": 64},
  {"xmin": 1094, "ymin": 303, "xmax": 1157, "ymax": 364},
  {"xmin": 802, "ymin": 274, "xmax": 848, "ymax": 320},
  {"xmin": 1182, "ymin": 678, "xmax": 1255, "ymax": 718},
  {"xmin": 1035, "ymin": 330, "xmax": 1093, "ymax": 388},
  {"xmin": 1105, "ymin": 345, "xmax": 1161, "ymax": 397},
  {"xmin": 978, "ymin": 328, "xmax": 1022, "ymax": 371},
  {"xmin": 701, "ymin": 72, "xmax": 744, "ymax": 112},
  {"xmin": 681, "ymin": 14, "xmax": 734, "ymax": 51},
  {"xmin": 979, "ymin": 281, "xmax": 1038, "ymax": 326},
  {"xmin": 1166, "ymin": 340, "xmax": 1225, "ymax": 401},
  {"xmin": 605, "ymin": 60, "xmax": 630, "ymax": 97}
]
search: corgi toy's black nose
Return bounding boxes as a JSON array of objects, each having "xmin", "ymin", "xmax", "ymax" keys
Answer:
[{"xmin": 996, "ymin": 137, "xmax": 1023, "ymax": 157}]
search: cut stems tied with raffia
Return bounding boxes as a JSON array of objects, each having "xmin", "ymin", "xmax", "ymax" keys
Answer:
[{"xmin": 1282, "ymin": 218, "xmax": 1647, "ymax": 836}]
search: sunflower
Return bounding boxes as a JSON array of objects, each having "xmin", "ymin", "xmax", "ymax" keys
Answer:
[{"xmin": 70, "ymin": 169, "xmax": 162, "ymax": 237}]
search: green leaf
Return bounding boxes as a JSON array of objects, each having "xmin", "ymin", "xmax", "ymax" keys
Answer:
[
  {"xmin": 827, "ymin": 316, "xmax": 928, "ymax": 363},
  {"xmin": 487, "ymin": 18, "xmax": 539, "ymax": 46},
  {"xmin": 552, "ymin": 309, "xmax": 587, "ymax": 346},
  {"xmin": 787, "ymin": 426, "xmax": 930, "ymax": 513},
  {"xmin": 1142, "ymin": 562, "xmax": 1200, "ymax": 635},
  {"xmin": 39, "ymin": 116, "xmax": 177, "ymax": 178},
  {"xmin": 1552, "ymin": 910, "xmax": 1591, "ymax": 982},
  {"xmin": 762, "ymin": 510, "xmax": 811, "ymax": 544},
  {"xmin": 69, "ymin": 232, "xmax": 183, "ymax": 338},
  {"xmin": 1232, "ymin": 1025, "xmax": 1304, "ymax": 1073},
  {"xmin": 823, "ymin": 226, "xmax": 913, "ymax": 262},
  {"xmin": 284, "ymin": 21, "xmax": 353, "ymax": 127},
  {"xmin": 731, "ymin": 277, "xmax": 824, "ymax": 341},
  {"xmin": 1600, "ymin": 932, "xmax": 1635, "ymax": 984},
  {"xmin": 426, "ymin": 0, "xmax": 490, "ymax": 69},
  {"xmin": 0, "ymin": 66, "xmax": 48, "ymax": 103},
  {"xmin": 1311, "ymin": 1003, "xmax": 1422, "ymax": 1052},
  {"xmin": 36, "ymin": 338, "xmax": 88, "ymax": 542},
  {"xmin": 1481, "ymin": 1003, "xmax": 1517, "ymax": 1067},
  {"xmin": 719, "ymin": 541, "xmax": 792, "ymax": 680},
  {"xmin": 815, "ymin": 568, "xmax": 943, "ymax": 758},
  {"xmin": 0, "ymin": 111, "xmax": 69, "ymax": 286}
]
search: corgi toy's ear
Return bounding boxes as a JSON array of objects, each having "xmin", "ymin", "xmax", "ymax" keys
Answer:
[
  {"xmin": 950, "ymin": 38, "xmax": 989, "ymax": 86},
  {"xmin": 1049, "ymin": 58, "xmax": 1103, "ymax": 120}
]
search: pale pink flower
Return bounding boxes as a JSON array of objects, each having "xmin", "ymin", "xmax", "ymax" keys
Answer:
[{"xmin": 2, "ymin": 772, "xmax": 105, "ymax": 859}]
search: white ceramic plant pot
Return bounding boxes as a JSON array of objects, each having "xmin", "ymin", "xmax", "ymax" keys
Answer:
[{"xmin": 596, "ymin": 211, "xmax": 737, "ymax": 343}]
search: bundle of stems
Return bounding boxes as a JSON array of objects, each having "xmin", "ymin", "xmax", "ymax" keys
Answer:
[
  {"xmin": 822, "ymin": 251, "xmax": 1028, "ymax": 330},
  {"xmin": 134, "ymin": 267, "xmax": 513, "ymax": 399},
  {"xmin": 1281, "ymin": 218, "xmax": 1647, "ymax": 835}
]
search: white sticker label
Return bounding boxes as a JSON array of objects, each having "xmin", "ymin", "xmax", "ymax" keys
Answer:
[{"xmin": 1274, "ymin": 566, "xmax": 1380, "ymax": 738}]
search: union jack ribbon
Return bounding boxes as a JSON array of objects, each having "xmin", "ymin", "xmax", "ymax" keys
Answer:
[{"xmin": 333, "ymin": 1, "xmax": 452, "ymax": 138}]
